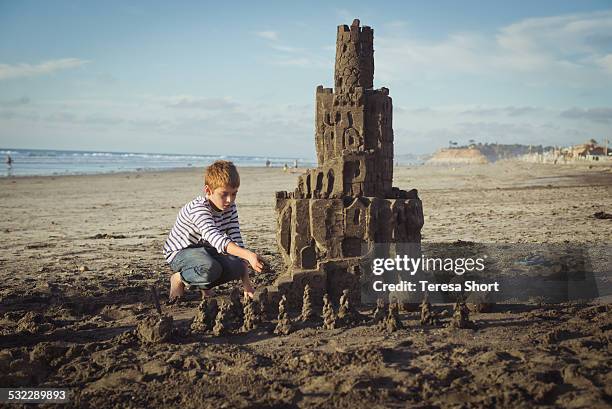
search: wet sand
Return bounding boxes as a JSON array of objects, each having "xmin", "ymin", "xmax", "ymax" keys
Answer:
[{"xmin": 0, "ymin": 161, "xmax": 611, "ymax": 408}]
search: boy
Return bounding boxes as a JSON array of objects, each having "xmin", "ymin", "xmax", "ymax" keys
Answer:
[{"xmin": 163, "ymin": 160, "xmax": 264, "ymax": 302}]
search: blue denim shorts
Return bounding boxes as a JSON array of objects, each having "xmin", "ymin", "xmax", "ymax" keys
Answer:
[{"xmin": 169, "ymin": 246, "xmax": 246, "ymax": 290}]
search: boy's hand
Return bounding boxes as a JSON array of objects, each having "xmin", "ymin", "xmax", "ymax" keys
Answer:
[
  {"xmin": 246, "ymin": 251, "xmax": 264, "ymax": 273},
  {"xmin": 226, "ymin": 242, "xmax": 265, "ymax": 273}
]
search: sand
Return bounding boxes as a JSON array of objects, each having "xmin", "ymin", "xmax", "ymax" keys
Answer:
[{"xmin": 0, "ymin": 161, "xmax": 611, "ymax": 408}]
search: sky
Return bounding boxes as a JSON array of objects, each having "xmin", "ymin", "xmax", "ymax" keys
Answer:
[{"xmin": 0, "ymin": 0, "xmax": 611, "ymax": 157}]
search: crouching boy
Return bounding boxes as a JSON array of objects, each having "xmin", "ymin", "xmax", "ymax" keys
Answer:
[{"xmin": 163, "ymin": 160, "xmax": 264, "ymax": 302}]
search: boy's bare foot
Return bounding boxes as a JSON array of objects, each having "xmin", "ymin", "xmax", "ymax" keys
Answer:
[{"xmin": 168, "ymin": 272, "xmax": 185, "ymax": 303}]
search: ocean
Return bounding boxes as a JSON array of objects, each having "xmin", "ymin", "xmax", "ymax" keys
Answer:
[{"xmin": 0, "ymin": 148, "xmax": 315, "ymax": 177}]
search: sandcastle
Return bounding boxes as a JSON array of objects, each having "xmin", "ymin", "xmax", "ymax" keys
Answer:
[
  {"xmin": 419, "ymin": 295, "xmax": 440, "ymax": 326},
  {"xmin": 261, "ymin": 19, "xmax": 424, "ymax": 309},
  {"xmin": 137, "ymin": 315, "xmax": 173, "ymax": 343},
  {"xmin": 213, "ymin": 301, "xmax": 231, "ymax": 336},
  {"xmin": 449, "ymin": 301, "xmax": 476, "ymax": 329},
  {"xmin": 337, "ymin": 288, "xmax": 365, "ymax": 326},
  {"xmin": 371, "ymin": 298, "xmax": 387, "ymax": 325},
  {"xmin": 299, "ymin": 284, "xmax": 318, "ymax": 323},
  {"xmin": 321, "ymin": 293, "xmax": 337, "ymax": 330},
  {"xmin": 383, "ymin": 298, "xmax": 403, "ymax": 332},
  {"xmin": 274, "ymin": 295, "xmax": 293, "ymax": 335},
  {"xmin": 190, "ymin": 298, "xmax": 218, "ymax": 333},
  {"xmin": 241, "ymin": 295, "xmax": 261, "ymax": 332}
]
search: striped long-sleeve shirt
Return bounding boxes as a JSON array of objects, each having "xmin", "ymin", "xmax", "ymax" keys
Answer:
[{"xmin": 163, "ymin": 195, "xmax": 244, "ymax": 263}]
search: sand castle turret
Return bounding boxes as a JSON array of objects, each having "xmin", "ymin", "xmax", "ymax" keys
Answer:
[
  {"xmin": 371, "ymin": 298, "xmax": 387, "ymax": 324},
  {"xmin": 261, "ymin": 19, "xmax": 424, "ymax": 309},
  {"xmin": 321, "ymin": 293, "xmax": 337, "ymax": 330}
]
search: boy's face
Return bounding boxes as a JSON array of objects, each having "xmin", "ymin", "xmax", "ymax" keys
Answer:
[{"xmin": 204, "ymin": 184, "xmax": 238, "ymax": 211}]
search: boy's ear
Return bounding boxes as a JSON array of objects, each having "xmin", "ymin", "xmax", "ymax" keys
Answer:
[{"xmin": 203, "ymin": 185, "xmax": 212, "ymax": 195}]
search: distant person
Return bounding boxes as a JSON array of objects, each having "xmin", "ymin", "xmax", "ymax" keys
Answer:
[
  {"xmin": 163, "ymin": 160, "xmax": 264, "ymax": 303},
  {"xmin": 5, "ymin": 154, "xmax": 12, "ymax": 168},
  {"xmin": 294, "ymin": 159, "xmax": 298, "ymax": 168},
  {"xmin": 265, "ymin": 159, "xmax": 271, "ymax": 168},
  {"xmin": 283, "ymin": 163, "xmax": 288, "ymax": 172}
]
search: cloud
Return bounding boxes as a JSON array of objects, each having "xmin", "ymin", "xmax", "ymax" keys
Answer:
[
  {"xmin": 255, "ymin": 31, "xmax": 279, "ymax": 41},
  {"xmin": 505, "ymin": 106, "xmax": 540, "ymax": 116},
  {"xmin": 493, "ymin": 10, "xmax": 612, "ymax": 75},
  {"xmin": 272, "ymin": 57, "xmax": 314, "ymax": 67},
  {"xmin": 0, "ymin": 58, "xmax": 90, "ymax": 80},
  {"xmin": 270, "ymin": 44, "xmax": 300, "ymax": 53},
  {"xmin": 2, "ymin": 89, "xmax": 606, "ymax": 156},
  {"xmin": 390, "ymin": 102, "xmax": 612, "ymax": 154},
  {"xmin": 254, "ymin": 29, "xmax": 325, "ymax": 68},
  {"xmin": 376, "ymin": 10, "xmax": 612, "ymax": 85},
  {"xmin": 0, "ymin": 97, "xmax": 30, "ymax": 107},
  {"xmin": 376, "ymin": 33, "xmax": 490, "ymax": 81},
  {"xmin": 164, "ymin": 96, "xmax": 238, "ymax": 110},
  {"xmin": 95, "ymin": 72, "xmax": 119, "ymax": 85},
  {"xmin": 560, "ymin": 107, "xmax": 612, "ymax": 123},
  {"xmin": 0, "ymin": 95, "xmax": 317, "ymax": 156},
  {"xmin": 385, "ymin": 20, "xmax": 409, "ymax": 30},
  {"xmin": 596, "ymin": 54, "xmax": 612, "ymax": 74},
  {"xmin": 460, "ymin": 106, "xmax": 540, "ymax": 117},
  {"xmin": 255, "ymin": 30, "xmax": 325, "ymax": 66}
]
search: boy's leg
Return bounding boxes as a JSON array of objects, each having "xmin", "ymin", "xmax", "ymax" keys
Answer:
[
  {"xmin": 168, "ymin": 247, "xmax": 223, "ymax": 300},
  {"xmin": 213, "ymin": 254, "xmax": 255, "ymax": 298}
]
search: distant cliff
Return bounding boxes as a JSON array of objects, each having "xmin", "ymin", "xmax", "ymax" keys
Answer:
[
  {"xmin": 473, "ymin": 143, "xmax": 550, "ymax": 162},
  {"xmin": 426, "ymin": 148, "xmax": 489, "ymax": 165},
  {"xmin": 426, "ymin": 144, "xmax": 554, "ymax": 165}
]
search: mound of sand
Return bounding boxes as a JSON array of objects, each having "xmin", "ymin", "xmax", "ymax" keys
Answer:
[{"xmin": 427, "ymin": 148, "xmax": 490, "ymax": 165}]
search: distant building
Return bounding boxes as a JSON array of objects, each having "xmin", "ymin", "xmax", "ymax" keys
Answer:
[{"xmin": 570, "ymin": 141, "xmax": 606, "ymax": 159}]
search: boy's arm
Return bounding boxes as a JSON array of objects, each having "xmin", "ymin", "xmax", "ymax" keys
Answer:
[
  {"xmin": 191, "ymin": 205, "xmax": 263, "ymax": 272},
  {"xmin": 226, "ymin": 205, "xmax": 245, "ymax": 248},
  {"xmin": 191, "ymin": 208, "xmax": 232, "ymax": 255},
  {"xmin": 226, "ymin": 242, "xmax": 264, "ymax": 272}
]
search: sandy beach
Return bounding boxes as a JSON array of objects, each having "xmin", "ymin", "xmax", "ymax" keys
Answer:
[{"xmin": 1, "ymin": 161, "xmax": 611, "ymax": 408}]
